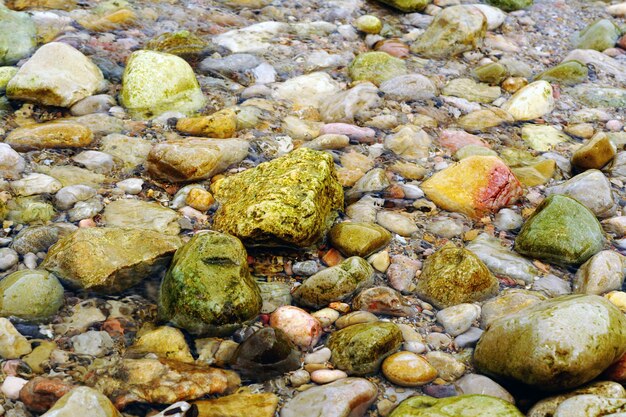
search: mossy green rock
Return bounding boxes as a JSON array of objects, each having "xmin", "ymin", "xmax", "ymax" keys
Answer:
[
  {"xmin": 0, "ymin": 67, "xmax": 18, "ymax": 92},
  {"xmin": 535, "ymin": 61, "xmax": 588, "ymax": 86},
  {"xmin": 0, "ymin": 270, "xmax": 64, "ymax": 321},
  {"xmin": 328, "ymin": 322, "xmax": 402, "ymax": 375},
  {"xmin": 348, "ymin": 52, "xmax": 407, "ymax": 86},
  {"xmin": 390, "ymin": 395, "xmax": 524, "ymax": 417},
  {"xmin": 145, "ymin": 30, "xmax": 208, "ymax": 58},
  {"xmin": 214, "ymin": 148, "xmax": 343, "ymax": 248},
  {"xmin": 473, "ymin": 62, "xmax": 509, "ymax": 85},
  {"xmin": 329, "ymin": 222, "xmax": 392, "ymax": 258},
  {"xmin": 374, "ymin": 0, "xmax": 429, "ymax": 12},
  {"xmin": 514, "ymin": 195, "xmax": 604, "ymax": 266},
  {"xmin": 574, "ymin": 19, "xmax": 621, "ymax": 51},
  {"xmin": 42, "ymin": 227, "xmax": 181, "ymax": 293},
  {"xmin": 486, "ymin": 0, "xmax": 532, "ymax": 11},
  {"xmin": 293, "ymin": 256, "xmax": 374, "ymax": 309},
  {"xmin": 411, "ymin": 6, "xmax": 487, "ymax": 59},
  {"xmin": 120, "ymin": 50, "xmax": 206, "ymax": 118},
  {"xmin": 0, "ymin": 5, "xmax": 36, "ymax": 65},
  {"xmin": 159, "ymin": 231, "xmax": 262, "ymax": 336},
  {"xmin": 474, "ymin": 295, "xmax": 626, "ymax": 391},
  {"xmin": 415, "ymin": 243, "xmax": 498, "ymax": 308}
]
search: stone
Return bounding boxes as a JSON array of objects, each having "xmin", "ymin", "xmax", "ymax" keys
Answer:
[
  {"xmin": 258, "ymin": 281, "xmax": 292, "ymax": 313},
  {"xmin": 348, "ymin": 52, "xmax": 407, "ymax": 86},
  {"xmin": 304, "ymin": 347, "xmax": 332, "ymax": 364},
  {"xmin": 572, "ymin": 85, "xmax": 626, "ymax": 108},
  {"xmin": 473, "ymin": 62, "xmax": 508, "ymax": 85},
  {"xmin": 70, "ymin": 94, "xmax": 116, "ymax": 116},
  {"xmin": 486, "ymin": 0, "xmax": 532, "ymax": 10},
  {"xmin": 467, "ymin": 233, "xmax": 539, "ymax": 283},
  {"xmin": 387, "ymin": 255, "xmax": 420, "ymax": 293},
  {"xmin": 129, "ymin": 326, "xmax": 194, "ymax": 363},
  {"xmin": 12, "ymin": 225, "xmax": 65, "ymax": 255},
  {"xmin": 11, "ymin": 173, "xmax": 62, "ymax": 196},
  {"xmin": 42, "ymin": 227, "xmax": 181, "ymax": 293},
  {"xmin": 439, "ymin": 129, "xmax": 489, "ymax": 153},
  {"xmin": 469, "ymin": 5, "xmax": 506, "ymax": 30},
  {"xmin": 329, "ymin": 222, "xmax": 391, "ymax": 258},
  {"xmin": 230, "ymin": 327, "xmax": 300, "ymax": 381},
  {"xmin": 328, "ymin": 322, "xmax": 402, "ymax": 376},
  {"xmin": 380, "ymin": 74, "xmax": 437, "ymax": 102},
  {"xmin": 145, "ymin": 30, "xmax": 208, "ymax": 57},
  {"xmin": 1, "ymin": 376, "xmax": 28, "ymax": 400},
  {"xmin": 573, "ymin": 250, "xmax": 624, "ymax": 295},
  {"xmin": 147, "ymin": 138, "xmax": 248, "ymax": 183},
  {"xmin": 424, "ymin": 351, "xmax": 465, "ymax": 381},
  {"xmin": 389, "ymin": 395, "xmax": 523, "ymax": 417},
  {"xmin": 436, "ymin": 303, "xmax": 481, "ymax": 336},
  {"xmin": 311, "ymin": 369, "xmax": 348, "ymax": 384},
  {"xmin": 100, "ymin": 133, "xmax": 152, "ymax": 172},
  {"xmin": 514, "ymin": 195, "xmax": 605, "ymax": 266},
  {"xmin": 458, "ymin": 108, "xmax": 514, "ymax": 132},
  {"xmin": 574, "ymin": 19, "xmax": 621, "ymax": 51},
  {"xmin": 19, "ymin": 377, "xmax": 74, "ymax": 413},
  {"xmin": 355, "ymin": 15, "xmax": 382, "ymax": 34},
  {"xmin": 528, "ymin": 381, "xmax": 626, "ymax": 417},
  {"xmin": 546, "ymin": 170, "xmax": 616, "ymax": 218},
  {"xmin": 384, "ymin": 125, "xmax": 431, "ymax": 161},
  {"xmin": 481, "ymin": 289, "xmax": 547, "ymax": 328},
  {"xmin": 319, "ymin": 82, "xmax": 380, "ymax": 123},
  {"xmin": 120, "ymin": 50, "xmax": 205, "ymax": 118},
  {"xmin": 5, "ymin": 122, "xmax": 94, "ymax": 152},
  {"xmin": 55, "ymin": 185, "xmax": 97, "ymax": 210},
  {"xmin": 352, "ymin": 286, "xmax": 419, "ymax": 317},
  {"xmin": 269, "ymin": 305, "xmax": 322, "ymax": 350},
  {"xmin": 501, "ymin": 81, "xmax": 554, "ymax": 121},
  {"xmin": 213, "ymin": 21, "xmax": 288, "ymax": 54},
  {"xmin": 416, "ymin": 243, "xmax": 498, "ymax": 309},
  {"xmin": 7, "ymin": 42, "xmax": 104, "ymax": 107},
  {"xmin": 273, "ymin": 72, "xmax": 341, "ymax": 108},
  {"xmin": 280, "ymin": 377, "xmax": 377, "ymax": 417},
  {"xmin": 521, "ymin": 125, "xmax": 570, "ymax": 151},
  {"xmin": 72, "ymin": 151, "xmax": 114, "ymax": 174},
  {"xmin": 176, "ymin": 109, "xmax": 237, "ymax": 138},
  {"xmin": 0, "ymin": 270, "xmax": 64, "ymax": 321},
  {"xmin": 0, "ymin": 5, "xmax": 36, "ymax": 65},
  {"xmin": 475, "ymin": 294, "xmax": 626, "ymax": 391},
  {"xmin": 71, "ymin": 330, "xmax": 113, "ymax": 356},
  {"xmin": 159, "ymin": 231, "xmax": 262, "ymax": 336},
  {"xmin": 40, "ymin": 387, "xmax": 121, "ymax": 417},
  {"xmin": 374, "ymin": 0, "xmax": 428, "ymax": 12},
  {"xmin": 102, "ymin": 199, "xmax": 180, "ymax": 235},
  {"xmin": 553, "ymin": 395, "xmax": 626, "ymax": 417},
  {"xmin": 382, "ymin": 351, "xmax": 437, "ymax": 387},
  {"xmin": 213, "ymin": 148, "xmax": 343, "ymax": 247},
  {"xmin": 454, "ymin": 374, "xmax": 514, "ymax": 403},
  {"xmin": 0, "ymin": 248, "xmax": 18, "ymax": 271},
  {"xmin": 0, "ymin": 318, "xmax": 31, "ymax": 359},
  {"xmin": 0, "ymin": 143, "xmax": 25, "ymax": 180},
  {"xmin": 442, "ymin": 78, "xmax": 501, "ymax": 103},
  {"xmin": 194, "ymin": 393, "xmax": 279, "ymax": 417},
  {"xmin": 571, "ymin": 133, "xmax": 616, "ymax": 171},
  {"xmin": 421, "ymin": 156, "xmax": 522, "ymax": 219},
  {"xmin": 376, "ymin": 211, "xmax": 418, "ymax": 236},
  {"xmin": 535, "ymin": 61, "xmax": 588, "ymax": 86}
]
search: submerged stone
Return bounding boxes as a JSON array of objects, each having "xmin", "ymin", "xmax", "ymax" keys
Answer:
[
  {"xmin": 329, "ymin": 222, "xmax": 392, "ymax": 258},
  {"xmin": 348, "ymin": 52, "xmax": 407, "ymax": 86},
  {"xmin": 535, "ymin": 61, "xmax": 588, "ymax": 86},
  {"xmin": 374, "ymin": 0, "xmax": 428, "ymax": 12},
  {"xmin": 574, "ymin": 19, "xmax": 621, "ymax": 51},
  {"xmin": 389, "ymin": 395, "xmax": 524, "ymax": 417},
  {"xmin": 0, "ymin": 270, "xmax": 64, "ymax": 322},
  {"xmin": 0, "ymin": 5, "xmax": 36, "ymax": 66}
]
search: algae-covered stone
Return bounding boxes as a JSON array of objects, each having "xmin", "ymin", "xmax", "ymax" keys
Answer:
[
  {"xmin": 159, "ymin": 231, "xmax": 262, "ymax": 336},
  {"xmin": 145, "ymin": 30, "xmax": 208, "ymax": 58},
  {"xmin": 213, "ymin": 148, "xmax": 343, "ymax": 248},
  {"xmin": 293, "ymin": 256, "xmax": 374, "ymax": 309},
  {"xmin": 41, "ymin": 227, "xmax": 181, "ymax": 293},
  {"xmin": 102, "ymin": 199, "xmax": 180, "ymax": 235},
  {"xmin": 329, "ymin": 222, "xmax": 391, "ymax": 258},
  {"xmin": 486, "ymin": 0, "xmax": 532, "ymax": 11},
  {"xmin": 474, "ymin": 294, "xmax": 626, "ymax": 391},
  {"xmin": 0, "ymin": 5, "xmax": 36, "ymax": 65},
  {"xmin": 535, "ymin": 61, "xmax": 588, "ymax": 86},
  {"xmin": 411, "ymin": 6, "xmax": 487, "ymax": 59},
  {"xmin": 374, "ymin": 0, "xmax": 428, "ymax": 12},
  {"xmin": 416, "ymin": 243, "xmax": 498, "ymax": 308},
  {"xmin": 328, "ymin": 322, "xmax": 402, "ymax": 375},
  {"xmin": 195, "ymin": 393, "xmax": 279, "ymax": 417},
  {"xmin": 521, "ymin": 124, "xmax": 571, "ymax": 151},
  {"xmin": 473, "ymin": 62, "xmax": 509, "ymax": 85},
  {"xmin": 0, "ymin": 67, "xmax": 18, "ymax": 92},
  {"xmin": 389, "ymin": 395, "xmax": 524, "ymax": 417},
  {"xmin": 571, "ymin": 132, "xmax": 616, "ymax": 171},
  {"xmin": 502, "ymin": 80, "xmax": 554, "ymax": 121},
  {"xmin": 175, "ymin": 108, "xmax": 237, "ymax": 138},
  {"xmin": 0, "ymin": 270, "xmax": 64, "ymax": 321},
  {"xmin": 348, "ymin": 52, "xmax": 407, "ymax": 86},
  {"xmin": 442, "ymin": 78, "xmax": 501, "ymax": 103},
  {"xmin": 574, "ymin": 19, "xmax": 621, "ymax": 51},
  {"xmin": 120, "ymin": 50, "xmax": 205, "ymax": 118},
  {"xmin": 515, "ymin": 195, "xmax": 604, "ymax": 266}
]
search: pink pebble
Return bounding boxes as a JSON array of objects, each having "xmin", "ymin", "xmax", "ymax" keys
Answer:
[
  {"xmin": 320, "ymin": 123, "xmax": 376, "ymax": 143},
  {"xmin": 438, "ymin": 129, "xmax": 489, "ymax": 152},
  {"xmin": 606, "ymin": 120, "xmax": 624, "ymax": 132},
  {"xmin": 270, "ymin": 305, "xmax": 323, "ymax": 350}
]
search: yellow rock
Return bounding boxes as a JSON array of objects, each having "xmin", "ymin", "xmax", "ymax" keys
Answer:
[
  {"xmin": 389, "ymin": 161, "xmax": 427, "ymax": 180},
  {"xmin": 5, "ymin": 122, "xmax": 93, "ymax": 151},
  {"xmin": 382, "ymin": 351, "xmax": 438, "ymax": 387},
  {"xmin": 176, "ymin": 109, "xmax": 237, "ymax": 138},
  {"xmin": 186, "ymin": 188, "xmax": 215, "ymax": 211},
  {"xmin": 606, "ymin": 291, "xmax": 626, "ymax": 313},
  {"xmin": 511, "ymin": 159, "xmax": 556, "ymax": 186},
  {"xmin": 129, "ymin": 326, "xmax": 194, "ymax": 363},
  {"xmin": 0, "ymin": 318, "xmax": 32, "ymax": 359},
  {"xmin": 194, "ymin": 393, "xmax": 279, "ymax": 417},
  {"xmin": 22, "ymin": 341, "xmax": 56, "ymax": 373},
  {"xmin": 79, "ymin": 9, "xmax": 137, "ymax": 31},
  {"xmin": 572, "ymin": 132, "xmax": 616, "ymax": 171}
]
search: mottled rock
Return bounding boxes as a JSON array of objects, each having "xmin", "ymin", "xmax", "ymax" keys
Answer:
[
  {"xmin": 5, "ymin": 122, "xmax": 94, "ymax": 152},
  {"xmin": 0, "ymin": 270, "xmax": 64, "ymax": 321},
  {"xmin": 546, "ymin": 170, "xmax": 616, "ymax": 218},
  {"xmin": 348, "ymin": 52, "xmax": 407, "ymax": 86},
  {"xmin": 176, "ymin": 109, "xmax": 237, "ymax": 138},
  {"xmin": 352, "ymin": 286, "xmax": 418, "ymax": 317},
  {"xmin": 129, "ymin": 326, "xmax": 194, "ymax": 363},
  {"xmin": 194, "ymin": 393, "xmax": 278, "ymax": 417},
  {"xmin": 573, "ymin": 250, "xmax": 625, "ymax": 295},
  {"xmin": 380, "ymin": 74, "xmax": 437, "ymax": 101},
  {"xmin": 389, "ymin": 395, "xmax": 523, "ymax": 417},
  {"xmin": 329, "ymin": 222, "xmax": 391, "ymax": 258},
  {"xmin": 269, "ymin": 305, "xmax": 322, "ymax": 350},
  {"xmin": 527, "ymin": 381, "xmax": 626, "ymax": 417},
  {"xmin": 103, "ymin": 200, "xmax": 180, "ymax": 235},
  {"xmin": 436, "ymin": 303, "xmax": 480, "ymax": 337},
  {"xmin": 454, "ymin": 374, "xmax": 514, "ymax": 403}
]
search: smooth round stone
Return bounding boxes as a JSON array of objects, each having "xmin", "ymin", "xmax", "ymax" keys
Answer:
[
  {"xmin": 501, "ymin": 80, "xmax": 554, "ymax": 121},
  {"xmin": 71, "ymin": 330, "xmax": 113, "ymax": 357},
  {"xmin": 389, "ymin": 395, "xmax": 523, "ymax": 417},
  {"xmin": 376, "ymin": 211, "xmax": 418, "ymax": 236},
  {"xmin": 494, "ymin": 208, "xmax": 523, "ymax": 230},
  {"xmin": 335, "ymin": 311, "xmax": 379, "ymax": 329},
  {"xmin": 329, "ymin": 222, "xmax": 392, "ymax": 258},
  {"xmin": 289, "ymin": 369, "xmax": 311, "ymax": 387},
  {"xmin": 355, "ymin": 15, "xmax": 382, "ymax": 34},
  {"xmin": 310, "ymin": 369, "xmax": 348, "ymax": 384},
  {"xmin": 382, "ymin": 351, "xmax": 437, "ymax": 387},
  {"xmin": 573, "ymin": 250, "xmax": 625, "ymax": 295},
  {"xmin": 72, "ymin": 151, "xmax": 114, "ymax": 174},
  {"xmin": 454, "ymin": 374, "xmax": 514, "ymax": 403},
  {"xmin": 292, "ymin": 260, "xmax": 319, "ymax": 276},
  {"xmin": 380, "ymin": 74, "xmax": 437, "ymax": 102},
  {"xmin": 70, "ymin": 94, "xmax": 116, "ymax": 116},
  {"xmin": 270, "ymin": 306, "xmax": 322, "ymax": 350},
  {"xmin": 454, "ymin": 327, "xmax": 483, "ymax": 348},
  {"xmin": 0, "ymin": 248, "xmax": 18, "ymax": 271},
  {"xmin": 1, "ymin": 376, "xmax": 27, "ymax": 400},
  {"xmin": 304, "ymin": 347, "xmax": 332, "ymax": 364},
  {"xmin": 436, "ymin": 304, "xmax": 481, "ymax": 337},
  {"xmin": 424, "ymin": 351, "xmax": 466, "ymax": 382},
  {"xmin": 39, "ymin": 386, "xmax": 121, "ymax": 417},
  {"xmin": 531, "ymin": 275, "xmax": 572, "ymax": 297},
  {"xmin": 0, "ymin": 143, "xmax": 25, "ymax": 180},
  {"xmin": 481, "ymin": 289, "xmax": 547, "ymax": 329},
  {"xmin": 425, "ymin": 217, "xmax": 464, "ymax": 239},
  {"xmin": 311, "ymin": 308, "xmax": 340, "ymax": 327},
  {"xmin": 11, "ymin": 173, "xmax": 62, "ymax": 197},
  {"xmin": 348, "ymin": 52, "xmax": 407, "ymax": 86},
  {"xmin": 554, "ymin": 395, "xmax": 626, "ymax": 417},
  {"xmin": 55, "ymin": 185, "xmax": 97, "ymax": 210},
  {"xmin": 0, "ymin": 270, "xmax": 64, "ymax": 321},
  {"xmin": 426, "ymin": 333, "xmax": 452, "ymax": 350},
  {"xmin": 527, "ymin": 381, "xmax": 626, "ymax": 417},
  {"xmin": 116, "ymin": 178, "xmax": 143, "ymax": 195}
]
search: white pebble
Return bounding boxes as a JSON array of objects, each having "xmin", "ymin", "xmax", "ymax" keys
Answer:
[
  {"xmin": 116, "ymin": 178, "xmax": 143, "ymax": 195},
  {"xmin": 1, "ymin": 376, "xmax": 28, "ymax": 400},
  {"xmin": 304, "ymin": 347, "xmax": 332, "ymax": 364}
]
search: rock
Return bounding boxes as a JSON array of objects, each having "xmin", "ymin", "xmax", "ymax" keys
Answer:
[
  {"xmin": 42, "ymin": 227, "xmax": 181, "ymax": 293},
  {"xmin": 411, "ymin": 6, "xmax": 487, "ymax": 59},
  {"xmin": 458, "ymin": 107, "xmax": 514, "ymax": 132},
  {"xmin": 467, "ymin": 233, "xmax": 539, "ymax": 284},
  {"xmin": 302, "ymin": 133, "xmax": 350, "ymax": 150},
  {"xmin": 319, "ymin": 82, "xmax": 381, "ymax": 123},
  {"xmin": 521, "ymin": 125, "xmax": 570, "ymax": 151},
  {"xmin": 571, "ymin": 133, "xmax": 616, "ymax": 171},
  {"xmin": 5, "ymin": 122, "xmax": 94, "ymax": 152},
  {"xmin": 7, "ymin": 42, "xmax": 104, "ymax": 107},
  {"xmin": 71, "ymin": 330, "xmax": 113, "ymax": 356},
  {"xmin": 176, "ymin": 109, "xmax": 237, "ymax": 138},
  {"xmin": 0, "ymin": 248, "xmax": 18, "ymax": 271},
  {"xmin": 19, "ymin": 377, "xmax": 74, "ymax": 414},
  {"xmin": 0, "ymin": 270, "xmax": 64, "ymax": 321},
  {"xmin": 376, "ymin": 211, "xmax": 418, "ymax": 236},
  {"xmin": 527, "ymin": 381, "xmax": 626, "ymax": 417},
  {"xmin": 70, "ymin": 94, "xmax": 116, "ymax": 116},
  {"xmin": 40, "ymin": 387, "xmax": 121, "ymax": 417},
  {"xmin": 55, "ymin": 185, "xmax": 97, "ymax": 210},
  {"xmin": 100, "ymin": 133, "xmax": 152, "ymax": 172},
  {"xmin": 72, "ymin": 151, "xmax": 114, "ymax": 174},
  {"xmin": 454, "ymin": 374, "xmax": 514, "ymax": 403},
  {"xmin": 304, "ymin": 347, "xmax": 332, "ymax": 364},
  {"xmin": 355, "ymin": 15, "xmax": 382, "ymax": 33},
  {"xmin": 348, "ymin": 52, "xmax": 407, "ymax": 86},
  {"xmin": 159, "ymin": 231, "xmax": 262, "ymax": 336},
  {"xmin": 352, "ymin": 286, "xmax": 419, "ymax": 317},
  {"xmin": 213, "ymin": 21, "xmax": 288, "ymax": 54},
  {"xmin": 1, "ymin": 376, "xmax": 28, "ymax": 400},
  {"xmin": 102, "ymin": 199, "xmax": 180, "ymax": 235},
  {"xmin": 384, "ymin": 125, "xmax": 431, "ymax": 161},
  {"xmin": 11, "ymin": 173, "xmax": 62, "ymax": 196},
  {"xmin": 311, "ymin": 369, "xmax": 348, "ymax": 384},
  {"xmin": 436, "ymin": 303, "xmax": 480, "ymax": 336},
  {"xmin": 481, "ymin": 289, "xmax": 547, "ymax": 328},
  {"xmin": 258, "ymin": 281, "xmax": 291, "ymax": 313},
  {"xmin": 129, "ymin": 326, "xmax": 194, "ymax": 363},
  {"xmin": 382, "ymin": 351, "xmax": 437, "ymax": 386},
  {"xmin": 214, "ymin": 148, "xmax": 343, "ymax": 247},
  {"xmin": 194, "ymin": 393, "xmax": 279, "ymax": 417},
  {"xmin": 374, "ymin": 0, "xmax": 428, "ymax": 12},
  {"xmin": 328, "ymin": 322, "xmax": 402, "ymax": 375},
  {"xmin": 438, "ymin": 129, "xmax": 489, "ymax": 153},
  {"xmin": 116, "ymin": 178, "xmax": 143, "ymax": 195},
  {"xmin": 473, "ymin": 62, "xmax": 508, "ymax": 85},
  {"xmin": 416, "ymin": 243, "xmax": 498, "ymax": 308},
  {"xmin": 424, "ymin": 351, "xmax": 465, "ymax": 381},
  {"xmin": 501, "ymin": 81, "xmax": 554, "ymax": 121},
  {"xmin": 563, "ymin": 50, "xmax": 626, "ymax": 85},
  {"xmin": 11, "ymin": 225, "xmax": 66, "ymax": 255},
  {"xmin": 269, "ymin": 306, "xmax": 322, "ymax": 350},
  {"xmin": 293, "ymin": 256, "xmax": 374, "ymax": 309},
  {"xmin": 273, "ymin": 72, "xmax": 341, "ymax": 108},
  {"xmin": 535, "ymin": 61, "xmax": 588, "ymax": 86},
  {"xmin": 546, "ymin": 170, "xmax": 616, "ymax": 218},
  {"xmin": 475, "ymin": 294, "xmax": 626, "ymax": 391},
  {"xmin": 145, "ymin": 30, "xmax": 207, "ymax": 57},
  {"xmin": 230, "ymin": 327, "xmax": 300, "ymax": 381},
  {"xmin": 387, "ymin": 255, "xmax": 420, "ymax": 293},
  {"xmin": 0, "ymin": 318, "xmax": 31, "ymax": 358},
  {"xmin": 280, "ymin": 377, "xmax": 377, "ymax": 417},
  {"xmin": 442, "ymin": 78, "xmax": 501, "ymax": 104},
  {"xmin": 421, "ymin": 156, "xmax": 523, "ymax": 219},
  {"xmin": 0, "ymin": 5, "xmax": 36, "ymax": 65},
  {"xmin": 553, "ymin": 395, "xmax": 626, "ymax": 417},
  {"xmin": 147, "ymin": 138, "xmax": 249, "ymax": 183},
  {"xmin": 514, "ymin": 195, "xmax": 605, "ymax": 266},
  {"xmin": 120, "ymin": 50, "xmax": 205, "ymax": 118},
  {"xmin": 574, "ymin": 19, "xmax": 621, "ymax": 51},
  {"xmin": 389, "ymin": 395, "xmax": 523, "ymax": 417},
  {"xmin": 469, "ymin": 5, "xmax": 506, "ymax": 30},
  {"xmin": 0, "ymin": 143, "xmax": 25, "ymax": 180},
  {"xmin": 573, "ymin": 250, "xmax": 624, "ymax": 295},
  {"xmin": 380, "ymin": 74, "xmax": 437, "ymax": 101},
  {"xmin": 329, "ymin": 222, "xmax": 391, "ymax": 258}
]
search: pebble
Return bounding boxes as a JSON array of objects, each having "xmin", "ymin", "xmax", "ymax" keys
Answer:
[
  {"xmin": 0, "ymin": 247, "xmax": 18, "ymax": 271},
  {"xmin": 376, "ymin": 211, "xmax": 418, "ymax": 236},
  {"xmin": 116, "ymin": 178, "xmax": 143, "ymax": 195},
  {"xmin": 71, "ymin": 331, "xmax": 114, "ymax": 357},
  {"xmin": 310, "ymin": 369, "xmax": 348, "ymax": 384},
  {"xmin": 382, "ymin": 351, "xmax": 438, "ymax": 386},
  {"xmin": 1, "ymin": 376, "xmax": 28, "ymax": 400},
  {"xmin": 436, "ymin": 304, "xmax": 481, "ymax": 336}
]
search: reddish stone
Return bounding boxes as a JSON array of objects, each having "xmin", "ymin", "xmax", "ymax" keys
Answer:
[
  {"xmin": 604, "ymin": 353, "xmax": 626, "ymax": 382},
  {"xmin": 618, "ymin": 35, "xmax": 626, "ymax": 50},
  {"xmin": 20, "ymin": 377, "xmax": 74, "ymax": 413},
  {"xmin": 374, "ymin": 39, "xmax": 410, "ymax": 58},
  {"xmin": 321, "ymin": 248, "xmax": 344, "ymax": 267},
  {"xmin": 438, "ymin": 130, "xmax": 490, "ymax": 153}
]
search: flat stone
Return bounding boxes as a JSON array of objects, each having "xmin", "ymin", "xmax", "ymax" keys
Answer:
[{"xmin": 5, "ymin": 122, "xmax": 93, "ymax": 152}]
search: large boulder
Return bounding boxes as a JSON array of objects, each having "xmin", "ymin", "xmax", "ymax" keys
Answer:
[
  {"xmin": 0, "ymin": 5, "xmax": 36, "ymax": 65},
  {"xmin": 41, "ymin": 228, "xmax": 181, "ymax": 293},
  {"xmin": 158, "ymin": 231, "xmax": 262, "ymax": 336},
  {"xmin": 7, "ymin": 42, "xmax": 104, "ymax": 107},
  {"xmin": 474, "ymin": 295, "xmax": 626, "ymax": 391},
  {"xmin": 389, "ymin": 395, "xmax": 523, "ymax": 417},
  {"xmin": 213, "ymin": 148, "xmax": 343, "ymax": 247}
]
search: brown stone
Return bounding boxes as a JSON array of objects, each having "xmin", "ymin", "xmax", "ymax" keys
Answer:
[
  {"xmin": 5, "ymin": 122, "xmax": 93, "ymax": 151},
  {"xmin": 20, "ymin": 377, "xmax": 74, "ymax": 413}
]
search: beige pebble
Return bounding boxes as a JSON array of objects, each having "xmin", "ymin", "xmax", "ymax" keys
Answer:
[
  {"xmin": 382, "ymin": 351, "xmax": 438, "ymax": 387},
  {"xmin": 310, "ymin": 369, "xmax": 348, "ymax": 384}
]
